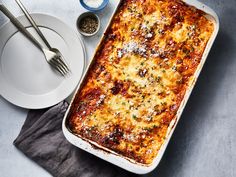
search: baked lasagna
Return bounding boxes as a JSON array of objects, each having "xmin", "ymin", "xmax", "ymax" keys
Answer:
[{"xmin": 67, "ymin": 0, "xmax": 214, "ymax": 164}]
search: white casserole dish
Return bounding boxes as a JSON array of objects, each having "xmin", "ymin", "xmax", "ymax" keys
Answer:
[{"xmin": 63, "ymin": 0, "xmax": 219, "ymax": 174}]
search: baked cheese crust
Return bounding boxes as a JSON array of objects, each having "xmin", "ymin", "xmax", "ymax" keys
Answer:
[{"xmin": 68, "ymin": 0, "xmax": 214, "ymax": 164}]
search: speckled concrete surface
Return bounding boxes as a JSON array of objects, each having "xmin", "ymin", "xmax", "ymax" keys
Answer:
[{"xmin": 0, "ymin": 0, "xmax": 235, "ymax": 177}]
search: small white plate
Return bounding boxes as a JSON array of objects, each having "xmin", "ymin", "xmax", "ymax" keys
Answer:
[{"xmin": 0, "ymin": 14, "xmax": 86, "ymax": 109}]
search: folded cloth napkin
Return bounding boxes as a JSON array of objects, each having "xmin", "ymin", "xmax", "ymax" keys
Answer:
[{"xmin": 14, "ymin": 101, "xmax": 134, "ymax": 177}]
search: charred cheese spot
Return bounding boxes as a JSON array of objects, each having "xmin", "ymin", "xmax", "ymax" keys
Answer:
[{"xmin": 68, "ymin": 0, "xmax": 214, "ymax": 165}]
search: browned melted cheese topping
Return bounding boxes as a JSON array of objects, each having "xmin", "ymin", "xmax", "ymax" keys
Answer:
[{"xmin": 68, "ymin": 0, "xmax": 214, "ymax": 164}]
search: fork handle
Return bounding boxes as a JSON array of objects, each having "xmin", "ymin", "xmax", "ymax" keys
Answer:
[
  {"xmin": 16, "ymin": 0, "xmax": 52, "ymax": 50},
  {"xmin": 0, "ymin": 4, "xmax": 43, "ymax": 51}
]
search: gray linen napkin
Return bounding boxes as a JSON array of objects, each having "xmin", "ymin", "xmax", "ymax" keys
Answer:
[{"xmin": 13, "ymin": 101, "xmax": 134, "ymax": 177}]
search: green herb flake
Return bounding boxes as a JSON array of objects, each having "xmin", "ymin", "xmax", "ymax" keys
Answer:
[
  {"xmin": 153, "ymin": 125, "xmax": 159, "ymax": 129},
  {"xmin": 132, "ymin": 115, "xmax": 137, "ymax": 120}
]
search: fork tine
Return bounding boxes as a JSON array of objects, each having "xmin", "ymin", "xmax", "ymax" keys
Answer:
[
  {"xmin": 49, "ymin": 59, "xmax": 66, "ymax": 76},
  {"xmin": 56, "ymin": 56, "xmax": 70, "ymax": 72},
  {"xmin": 61, "ymin": 59, "xmax": 70, "ymax": 72},
  {"xmin": 56, "ymin": 65, "xmax": 66, "ymax": 76},
  {"xmin": 55, "ymin": 61, "xmax": 67, "ymax": 75},
  {"xmin": 57, "ymin": 57, "xmax": 70, "ymax": 73},
  {"xmin": 54, "ymin": 63, "xmax": 66, "ymax": 76},
  {"xmin": 54, "ymin": 58, "xmax": 69, "ymax": 74},
  {"xmin": 55, "ymin": 63, "xmax": 67, "ymax": 76}
]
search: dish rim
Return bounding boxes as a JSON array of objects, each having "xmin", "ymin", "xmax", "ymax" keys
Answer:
[{"xmin": 79, "ymin": 0, "xmax": 109, "ymax": 12}]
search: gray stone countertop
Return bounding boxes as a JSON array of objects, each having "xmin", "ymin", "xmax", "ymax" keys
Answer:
[{"xmin": 0, "ymin": 0, "xmax": 235, "ymax": 177}]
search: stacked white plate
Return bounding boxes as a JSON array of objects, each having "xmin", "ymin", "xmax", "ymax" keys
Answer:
[{"xmin": 0, "ymin": 14, "xmax": 86, "ymax": 109}]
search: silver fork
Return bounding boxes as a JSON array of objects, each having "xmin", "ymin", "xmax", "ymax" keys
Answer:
[
  {"xmin": 15, "ymin": 0, "xmax": 70, "ymax": 75},
  {"xmin": 0, "ymin": 4, "xmax": 69, "ymax": 76}
]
